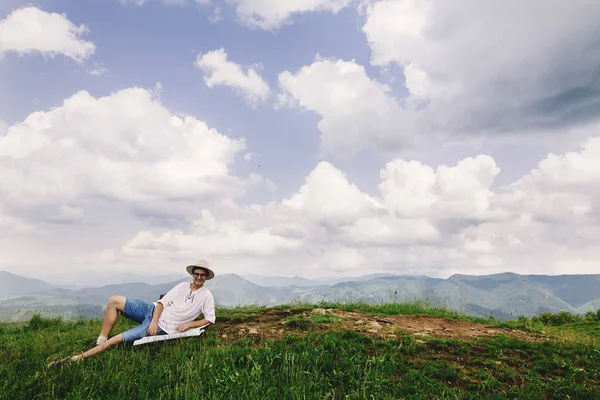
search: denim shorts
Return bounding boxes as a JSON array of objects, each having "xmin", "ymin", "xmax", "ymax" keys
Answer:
[{"xmin": 120, "ymin": 298, "xmax": 166, "ymax": 343}]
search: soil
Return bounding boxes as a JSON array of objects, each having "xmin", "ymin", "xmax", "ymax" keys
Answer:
[{"xmin": 213, "ymin": 307, "xmax": 551, "ymax": 344}]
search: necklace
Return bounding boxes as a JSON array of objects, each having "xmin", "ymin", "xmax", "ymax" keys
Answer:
[{"xmin": 185, "ymin": 291, "xmax": 194, "ymax": 303}]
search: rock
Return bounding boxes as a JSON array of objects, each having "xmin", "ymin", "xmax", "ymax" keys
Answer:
[
  {"xmin": 495, "ymin": 361, "xmax": 501, "ymax": 365},
  {"xmin": 369, "ymin": 321, "xmax": 382, "ymax": 329},
  {"xmin": 486, "ymin": 330, "xmax": 497, "ymax": 334},
  {"xmin": 387, "ymin": 334, "xmax": 397, "ymax": 339},
  {"xmin": 470, "ymin": 327, "xmax": 476, "ymax": 330},
  {"xmin": 221, "ymin": 334, "xmax": 228, "ymax": 338},
  {"xmin": 312, "ymin": 308, "xmax": 327, "ymax": 315},
  {"xmin": 443, "ymin": 328, "xmax": 452, "ymax": 332},
  {"xmin": 413, "ymin": 332, "xmax": 429, "ymax": 337},
  {"xmin": 355, "ymin": 320, "xmax": 364, "ymax": 324},
  {"xmin": 248, "ymin": 328, "xmax": 259, "ymax": 335},
  {"xmin": 367, "ymin": 329, "xmax": 378, "ymax": 334}
]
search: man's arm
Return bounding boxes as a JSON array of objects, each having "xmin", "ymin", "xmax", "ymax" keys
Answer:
[
  {"xmin": 175, "ymin": 319, "xmax": 212, "ymax": 332},
  {"xmin": 148, "ymin": 302, "xmax": 164, "ymax": 336}
]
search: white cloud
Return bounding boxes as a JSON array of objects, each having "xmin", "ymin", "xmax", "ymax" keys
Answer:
[
  {"xmin": 122, "ymin": 209, "xmax": 301, "ymax": 258},
  {"xmin": 343, "ymin": 216, "xmax": 439, "ymax": 246},
  {"xmin": 278, "ymin": 2, "xmax": 600, "ymax": 157},
  {"xmin": 0, "ymin": 87, "xmax": 254, "ymax": 226},
  {"xmin": 282, "ymin": 161, "xmax": 380, "ymax": 224},
  {"xmin": 45, "ymin": 205, "xmax": 86, "ymax": 225},
  {"xmin": 116, "ymin": 152, "xmax": 502, "ymax": 275},
  {"xmin": 112, "ymin": 132, "xmax": 600, "ymax": 278},
  {"xmin": 118, "ymin": 0, "xmax": 208, "ymax": 6},
  {"xmin": 233, "ymin": 0, "xmax": 352, "ymax": 30},
  {"xmin": 495, "ymin": 136, "xmax": 600, "ymax": 225},
  {"xmin": 362, "ymin": 0, "xmax": 600, "ymax": 135},
  {"xmin": 195, "ymin": 48, "xmax": 271, "ymax": 106},
  {"xmin": 379, "ymin": 155, "xmax": 500, "ymax": 220},
  {"xmin": 208, "ymin": 6, "xmax": 222, "ymax": 23},
  {"xmin": 522, "ymin": 137, "xmax": 600, "ymax": 188},
  {"xmin": 0, "ymin": 208, "xmax": 35, "ymax": 234},
  {"xmin": 0, "ymin": 7, "xmax": 95, "ymax": 62},
  {"xmin": 314, "ymin": 245, "xmax": 366, "ymax": 272},
  {"xmin": 118, "ymin": 0, "xmax": 150, "ymax": 5},
  {"xmin": 278, "ymin": 57, "xmax": 410, "ymax": 157},
  {"xmin": 87, "ymin": 63, "xmax": 109, "ymax": 76}
]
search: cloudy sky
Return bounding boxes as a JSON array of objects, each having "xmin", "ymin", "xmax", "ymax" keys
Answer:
[{"xmin": 1, "ymin": 0, "xmax": 600, "ymax": 282}]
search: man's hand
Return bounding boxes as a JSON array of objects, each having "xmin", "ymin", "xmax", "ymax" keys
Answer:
[
  {"xmin": 175, "ymin": 322, "xmax": 191, "ymax": 332},
  {"xmin": 147, "ymin": 321, "xmax": 159, "ymax": 336}
]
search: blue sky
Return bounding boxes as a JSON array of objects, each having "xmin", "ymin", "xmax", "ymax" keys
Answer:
[
  {"xmin": 1, "ymin": 0, "xmax": 394, "ymax": 198},
  {"xmin": 1, "ymin": 0, "xmax": 600, "ymax": 283}
]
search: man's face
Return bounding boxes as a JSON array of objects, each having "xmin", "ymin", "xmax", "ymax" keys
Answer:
[{"xmin": 192, "ymin": 268, "xmax": 207, "ymax": 285}]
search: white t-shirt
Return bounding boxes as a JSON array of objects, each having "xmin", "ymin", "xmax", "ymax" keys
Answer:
[{"xmin": 156, "ymin": 282, "xmax": 216, "ymax": 334}]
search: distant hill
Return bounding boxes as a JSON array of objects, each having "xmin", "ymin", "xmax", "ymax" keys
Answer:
[
  {"xmin": 41, "ymin": 270, "xmax": 188, "ymax": 289},
  {"xmin": 293, "ymin": 275, "xmax": 444, "ymax": 305},
  {"xmin": 241, "ymin": 273, "xmax": 406, "ymax": 287},
  {"xmin": 0, "ymin": 270, "xmax": 598, "ymax": 321},
  {"xmin": 0, "ymin": 271, "xmax": 55, "ymax": 298},
  {"xmin": 242, "ymin": 274, "xmax": 322, "ymax": 287},
  {"xmin": 447, "ymin": 273, "xmax": 600, "ymax": 317}
]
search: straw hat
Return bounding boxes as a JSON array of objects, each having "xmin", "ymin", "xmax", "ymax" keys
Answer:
[{"xmin": 186, "ymin": 259, "xmax": 215, "ymax": 280}]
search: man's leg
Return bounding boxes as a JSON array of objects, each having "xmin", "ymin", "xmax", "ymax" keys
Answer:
[
  {"xmin": 79, "ymin": 334, "xmax": 124, "ymax": 360},
  {"xmin": 48, "ymin": 299, "xmax": 155, "ymax": 368},
  {"xmin": 98, "ymin": 295, "xmax": 126, "ymax": 343},
  {"xmin": 48, "ymin": 334, "xmax": 124, "ymax": 368}
]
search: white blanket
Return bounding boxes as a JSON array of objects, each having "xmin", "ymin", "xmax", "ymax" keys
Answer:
[{"xmin": 132, "ymin": 326, "xmax": 207, "ymax": 346}]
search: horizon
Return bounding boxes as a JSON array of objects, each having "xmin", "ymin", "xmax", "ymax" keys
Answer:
[
  {"xmin": 2, "ymin": 269, "xmax": 599, "ymax": 291},
  {"xmin": 2, "ymin": 1, "xmax": 600, "ymax": 279}
]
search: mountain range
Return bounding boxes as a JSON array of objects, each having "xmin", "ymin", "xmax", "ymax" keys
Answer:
[{"xmin": 1, "ymin": 270, "xmax": 599, "ymax": 322}]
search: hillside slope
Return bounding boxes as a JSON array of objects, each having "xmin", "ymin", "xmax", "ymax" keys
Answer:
[
  {"xmin": 1, "ymin": 304, "xmax": 599, "ymax": 399},
  {"xmin": 0, "ymin": 271, "xmax": 55, "ymax": 298}
]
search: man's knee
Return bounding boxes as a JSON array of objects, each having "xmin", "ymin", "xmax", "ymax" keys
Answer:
[
  {"xmin": 107, "ymin": 295, "xmax": 126, "ymax": 311},
  {"xmin": 106, "ymin": 334, "xmax": 123, "ymax": 347},
  {"xmin": 121, "ymin": 324, "xmax": 150, "ymax": 343}
]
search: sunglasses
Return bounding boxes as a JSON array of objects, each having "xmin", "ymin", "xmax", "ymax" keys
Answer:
[{"xmin": 193, "ymin": 273, "xmax": 207, "ymax": 279}]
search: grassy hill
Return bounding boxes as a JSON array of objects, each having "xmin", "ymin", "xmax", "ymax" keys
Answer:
[{"xmin": 1, "ymin": 302, "xmax": 599, "ymax": 399}]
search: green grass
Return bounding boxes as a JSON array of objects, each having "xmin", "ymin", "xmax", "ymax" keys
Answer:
[
  {"xmin": 1, "ymin": 306, "xmax": 599, "ymax": 399},
  {"xmin": 284, "ymin": 315, "xmax": 314, "ymax": 330},
  {"xmin": 309, "ymin": 313, "xmax": 339, "ymax": 325}
]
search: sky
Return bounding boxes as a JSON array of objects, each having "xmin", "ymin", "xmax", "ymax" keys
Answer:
[{"xmin": 1, "ymin": 0, "xmax": 600, "ymax": 282}]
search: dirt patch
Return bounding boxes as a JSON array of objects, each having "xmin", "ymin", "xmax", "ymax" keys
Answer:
[
  {"xmin": 331, "ymin": 310, "xmax": 549, "ymax": 342},
  {"xmin": 213, "ymin": 308, "xmax": 550, "ymax": 344}
]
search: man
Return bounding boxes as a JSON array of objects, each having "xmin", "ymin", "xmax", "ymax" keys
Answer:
[{"xmin": 48, "ymin": 260, "xmax": 216, "ymax": 368}]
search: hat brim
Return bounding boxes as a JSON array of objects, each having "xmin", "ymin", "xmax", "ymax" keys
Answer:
[{"xmin": 186, "ymin": 265, "xmax": 214, "ymax": 280}]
